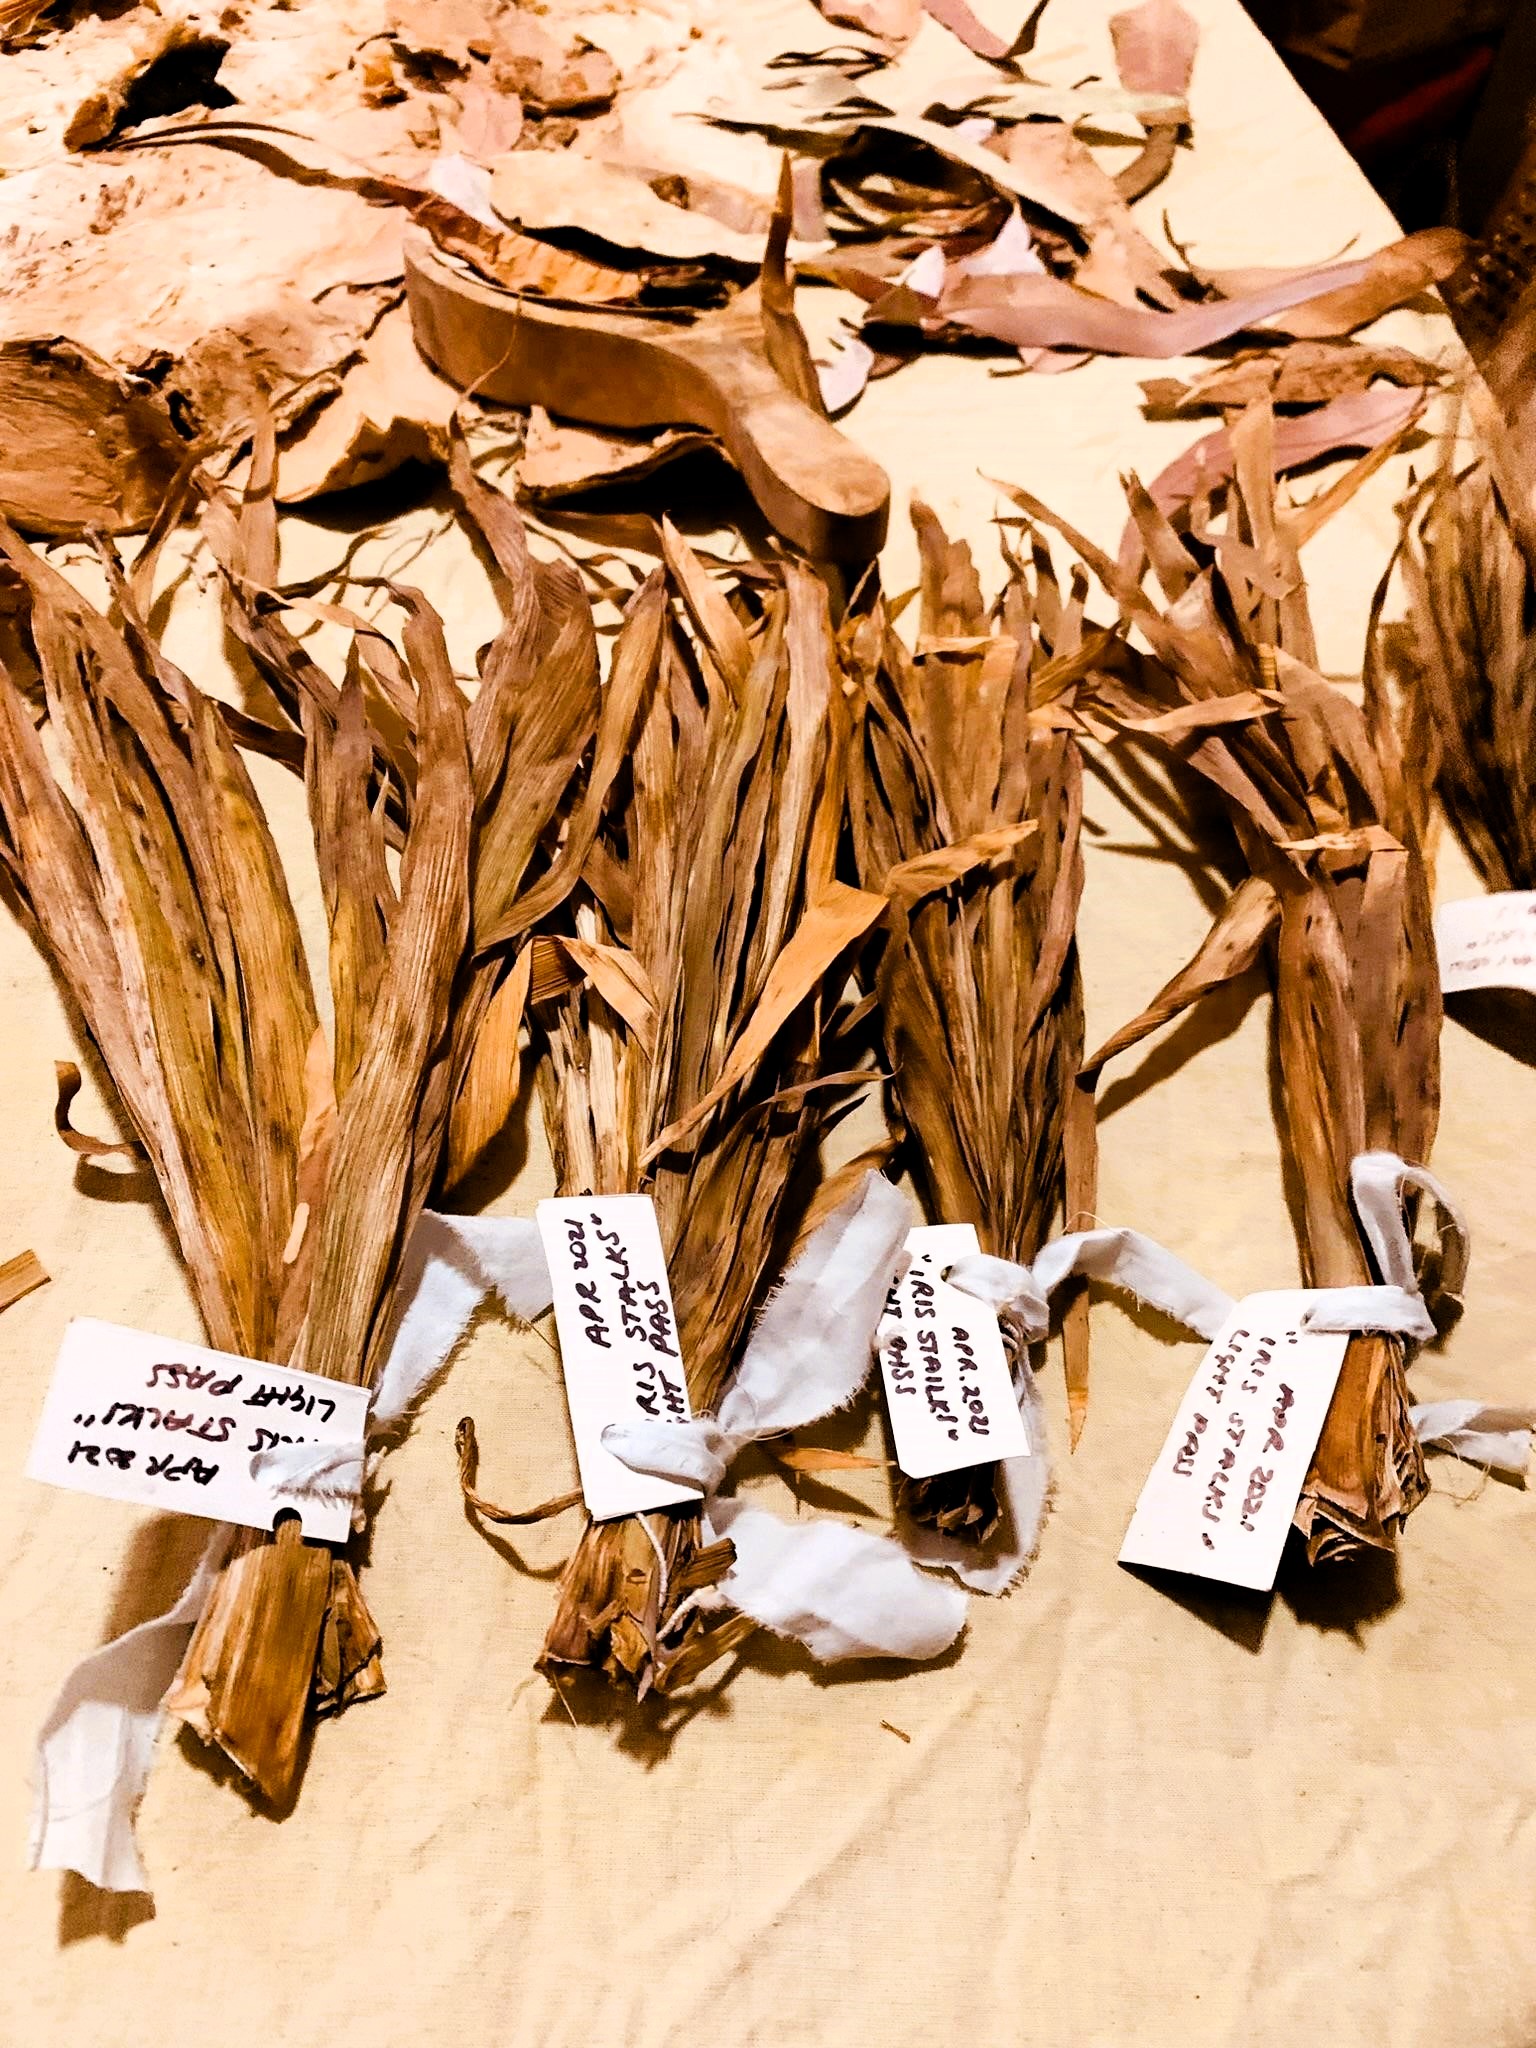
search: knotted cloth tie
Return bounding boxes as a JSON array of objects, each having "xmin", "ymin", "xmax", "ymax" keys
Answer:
[
  {"xmin": 603, "ymin": 1173, "xmax": 968, "ymax": 1664},
  {"xmin": 894, "ymin": 1224, "xmax": 1238, "ymax": 1592}
]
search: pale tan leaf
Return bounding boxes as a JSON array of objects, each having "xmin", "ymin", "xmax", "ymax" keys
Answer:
[
  {"xmin": 768, "ymin": 1444, "xmax": 885, "ymax": 1474},
  {"xmin": 885, "ymin": 821, "xmax": 1039, "ymax": 903},
  {"xmin": 642, "ymin": 881, "xmax": 886, "ymax": 1162},
  {"xmin": 557, "ymin": 936, "xmax": 659, "ymax": 1058}
]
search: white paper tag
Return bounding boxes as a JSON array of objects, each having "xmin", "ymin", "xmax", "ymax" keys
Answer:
[
  {"xmin": 1118, "ymin": 1291, "xmax": 1348, "ymax": 1591},
  {"xmin": 536, "ymin": 1195, "xmax": 702, "ymax": 1522},
  {"xmin": 25, "ymin": 1318, "xmax": 368, "ymax": 1542},
  {"xmin": 1436, "ymin": 892, "xmax": 1536, "ymax": 995},
  {"xmin": 878, "ymin": 1224, "xmax": 1030, "ymax": 1480}
]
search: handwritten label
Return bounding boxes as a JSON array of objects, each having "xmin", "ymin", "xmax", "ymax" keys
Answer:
[
  {"xmin": 25, "ymin": 1318, "xmax": 368, "ymax": 1541},
  {"xmin": 1436, "ymin": 892, "xmax": 1536, "ymax": 996},
  {"xmin": 878, "ymin": 1224, "xmax": 1029, "ymax": 1480},
  {"xmin": 1118, "ymin": 1292, "xmax": 1348, "ymax": 1591},
  {"xmin": 536, "ymin": 1195, "xmax": 702, "ymax": 1522}
]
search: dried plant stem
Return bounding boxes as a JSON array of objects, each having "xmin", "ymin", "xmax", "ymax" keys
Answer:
[{"xmin": 1391, "ymin": 383, "xmax": 1536, "ymax": 892}]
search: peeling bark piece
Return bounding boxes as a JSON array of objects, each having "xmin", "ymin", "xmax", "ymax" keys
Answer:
[
  {"xmin": 63, "ymin": 16, "xmax": 211, "ymax": 150},
  {"xmin": 488, "ymin": 150, "xmax": 776, "ymax": 266},
  {"xmin": 997, "ymin": 121, "xmax": 1179, "ymax": 307},
  {"xmin": 1119, "ymin": 386, "xmax": 1425, "ymax": 567},
  {"xmin": 275, "ymin": 302, "xmax": 459, "ymax": 500},
  {"xmin": 385, "ymin": 0, "xmax": 503, "ymax": 70},
  {"xmin": 1110, "ymin": 0, "xmax": 1197, "ymax": 201},
  {"xmin": 413, "ymin": 191, "xmax": 649, "ymax": 303},
  {"xmin": 163, "ymin": 285, "xmax": 401, "ymax": 453},
  {"xmin": 1139, "ymin": 340, "xmax": 1442, "ymax": 417},
  {"xmin": 0, "ymin": 149, "xmax": 404, "ymax": 378},
  {"xmin": 488, "ymin": 16, "xmax": 617, "ymax": 115},
  {"xmin": 921, "ymin": 0, "xmax": 1046, "ymax": 62},
  {"xmin": 448, "ymin": 76, "xmax": 523, "ymax": 159},
  {"xmin": 939, "ymin": 229, "xmax": 1467, "ymax": 355},
  {"xmin": 517, "ymin": 408, "xmax": 716, "ymax": 500},
  {"xmin": 1110, "ymin": 0, "xmax": 1199, "ymax": 99},
  {"xmin": 0, "ymin": 337, "xmax": 186, "ymax": 537},
  {"xmin": 812, "ymin": 0, "xmax": 923, "ymax": 51}
]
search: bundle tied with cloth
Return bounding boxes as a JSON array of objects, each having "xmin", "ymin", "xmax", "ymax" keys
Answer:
[
  {"xmin": 1009, "ymin": 396, "xmax": 1525, "ymax": 1558},
  {"xmin": 841, "ymin": 493, "xmax": 1223, "ymax": 1587},
  {"xmin": 14, "ymin": 418, "xmax": 655, "ymax": 1886},
  {"xmin": 453, "ymin": 527, "xmax": 940, "ymax": 1694}
]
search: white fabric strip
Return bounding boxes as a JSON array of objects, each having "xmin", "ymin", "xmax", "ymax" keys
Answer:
[
  {"xmin": 944, "ymin": 1226, "xmax": 1236, "ymax": 1342},
  {"xmin": 1411, "ymin": 1400, "xmax": 1536, "ymax": 1478},
  {"xmin": 1300, "ymin": 1153, "xmax": 1471, "ymax": 1339},
  {"xmin": 894, "ymin": 1379, "xmax": 1051, "ymax": 1597},
  {"xmin": 29, "ymin": 1526, "xmax": 233, "ymax": 1894},
  {"xmin": 251, "ymin": 1213, "xmax": 555, "ymax": 1508},
  {"xmin": 703, "ymin": 1495, "xmax": 967, "ymax": 1663}
]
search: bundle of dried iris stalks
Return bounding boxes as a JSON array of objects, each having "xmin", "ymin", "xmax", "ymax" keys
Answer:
[
  {"xmin": 509, "ymin": 526, "xmax": 887, "ymax": 1695},
  {"xmin": 845, "ymin": 502, "xmax": 1098, "ymax": 1569},
  {"xmin": 1012, "ymin": 399, "xmax": 1447, "ymax": 1563},
  {"xmin": 0, "ymin": 424, "xmax": 620, "ymax": 1803},
  {"xmin": 1390, "ymin": 383, "xmax": 1536, "ymax": 892}
]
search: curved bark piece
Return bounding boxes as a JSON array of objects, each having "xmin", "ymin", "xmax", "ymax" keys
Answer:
[{"xmin": 53, "ymin": 1059, "xmax": 148, "ymax": 1161}]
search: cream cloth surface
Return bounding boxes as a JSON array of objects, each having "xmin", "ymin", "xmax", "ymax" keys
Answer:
[{"xmin": 2, "ymin": 0, "xmax": 1533, "ymax": 2042}]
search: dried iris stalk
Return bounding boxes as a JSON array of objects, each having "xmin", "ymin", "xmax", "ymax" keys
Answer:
[
  {"xmin": 1391, "ymin": 386, "xmax": 1536, "ymax": 892},
  {"xmin": 530, "ymin": 526, "xmax": 886, "ymax": 1694},
  {"xmin": 0, "ymin": 426, "xmax": 616, "ymax": 1800},
  {"xmin": 1013, "ymin": 400, "xmax": 1445, "ymax": 1563},
  {"xmin": 845, "ymin": 502, "xmax": 1100, "ymax": 1556}
]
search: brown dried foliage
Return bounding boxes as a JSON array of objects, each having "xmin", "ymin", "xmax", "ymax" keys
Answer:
[
  {"xmin": 1391, "ymin": 386, "xmax": 1536, "ymax": 891},
  {"xmin": 532, "ymin": 525, "xmax": 885, "ymax": 1694},
  {"xmin": 1010, "ymin": 400, "xmax": 1444, "ymax": 1563},
  {"xmin": 0, "ymin": 423, "xmax": 614, "ymax": 1803},
  {"xmin": 844, "ymin": 503, "xmax": 1098, "ymax": 1536}
]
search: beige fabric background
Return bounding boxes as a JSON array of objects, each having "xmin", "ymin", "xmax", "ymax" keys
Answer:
[{"xmin": 3, "ymin": 2, "xmax": 1533, "ymax": 2042}]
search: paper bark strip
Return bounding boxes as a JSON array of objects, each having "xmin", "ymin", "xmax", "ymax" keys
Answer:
[{"xmin": 939, "ymin": 230, "xmax": 1466, "ymax": 356}]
